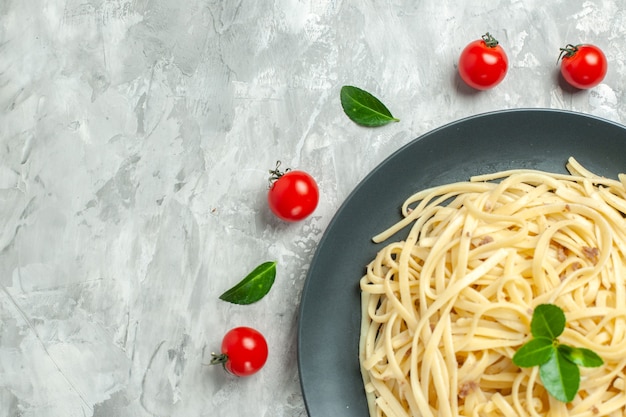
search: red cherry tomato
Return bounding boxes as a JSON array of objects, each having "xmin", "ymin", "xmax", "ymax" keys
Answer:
[
  {"xmin": 559, "ymin": 44, "xmax": 607, "ymax": 89},
  {"xmin": 458, "ymin": 33, "xmax": 508, "ymax": 90},
  {"xmin": 211, "ymin": 327, "xmax": 268, "ymax": 377},
  {"xmin": 267, "ymin": 162, "xmax": 319, "ymax": 222}
]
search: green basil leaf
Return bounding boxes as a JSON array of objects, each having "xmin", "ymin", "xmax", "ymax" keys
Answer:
[
  {"xmin": 219, "ymin": 261, "xmax": 277, "ymax": 305},
  {"xmin": 340, "ymin": 85, "xmax": 399, "ymax": 127},
  {"xmin": 531, "ymin": 304, "xmax": 566, "ymax": 339},
  {"xmin": 539, "ymin": 349, "xmax": 580, "ymax": 403},
  {"xmin": 512, "ymin": 337, "xmax": 555, "ymax": 367},
  {"xmin": 558, "ymin": 344, "xmax": 604, "ymax": 368},
  {"xmin": 513, "ymin": 303, "xmax": 604, "ymax": 403}
]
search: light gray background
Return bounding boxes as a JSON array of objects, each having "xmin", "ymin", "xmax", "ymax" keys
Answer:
[{"xmin": 1, "ymin": 1, "xmax": 625, "ymax": 416}]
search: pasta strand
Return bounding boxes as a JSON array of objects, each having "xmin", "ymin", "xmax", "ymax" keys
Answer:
[{"xmin": 360, "ymin": 158, "xmax": 626, "ymax": 416}]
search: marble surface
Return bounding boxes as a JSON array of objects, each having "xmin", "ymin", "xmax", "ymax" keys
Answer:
[{"xmin": 1, "ymin": 1, "xmax": 626, "ymax": 416}]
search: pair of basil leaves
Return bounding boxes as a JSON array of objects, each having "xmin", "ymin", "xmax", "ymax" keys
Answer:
[{"xmin": 218, "ymin": 87, "xmax": 395, "ymax": 305}]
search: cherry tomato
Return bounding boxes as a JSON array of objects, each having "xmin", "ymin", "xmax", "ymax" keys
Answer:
[
  {"xmin": 211, "ymin": 327, "xmax": 268, "ymax": 377},
  {"xmin": 458, "ymin": 33, "xmax": 508, "ymax": 90},
  {"xmin": 559, "ymin": 44, "xmax": 607, "ymax": 89},
  {"xmin": 267, "ymin": 162, "xmax": 319, "ymax": 222}
]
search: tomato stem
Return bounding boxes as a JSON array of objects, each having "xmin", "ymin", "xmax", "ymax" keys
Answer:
[
  {"xmin": 482, "ymin": 32, "xmax": 499, "ymax": 48},
  {"xmin": 268, "ymin": 160, "xmax": 291, "ymax": 188},
  {"xmin": 210, "ymin": 352, "xmax": 229, "ymax": 366},
  {"xmin": 558, "ymin": 44, "xmax": 579, "ymax": 64}
]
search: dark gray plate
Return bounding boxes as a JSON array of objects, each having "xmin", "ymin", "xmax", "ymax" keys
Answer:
[{"xmin": 297, "ymin": 108, "xmax": 626, "ymax": 416}]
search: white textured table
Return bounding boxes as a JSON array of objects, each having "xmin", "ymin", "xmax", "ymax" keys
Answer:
[{"xmin": 1, "ymin": 1, "xmax": 625, "ymax": 416}]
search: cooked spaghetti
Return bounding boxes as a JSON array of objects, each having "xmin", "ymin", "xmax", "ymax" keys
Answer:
[{"xmin": 359, "ymin": 157, "xmax": 626, "ymax": 417}]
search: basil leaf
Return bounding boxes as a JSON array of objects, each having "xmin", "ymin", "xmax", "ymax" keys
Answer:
[
  {"xmin": 539, "ymin": 349, "xmax": 580, "ymax": 403},
  {"xmin": 558, "ymin": 344, "xmax": 604, "ymax": 368},
  {"xmin": 219, "ymin": 261, "xmax": 277, "ymax": 305},
  {"xmin": 340, "ymin": 85, "xmax": 399, "ymax": 127},
  {"xmin": 513, "ymin": 303, "xmax": 603, "ymax": 403},
  {"xmin": 531, "ymin": 304, "xmax": 566, "ymax": 339},
  {"xmin": 512, "ymin": 337, "xmax": 555, "ymax": 367}
]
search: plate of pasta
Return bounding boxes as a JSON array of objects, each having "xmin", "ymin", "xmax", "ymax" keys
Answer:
[{"xmin": 297, "ymin": 108, "xmax": 626, "ymax": 417}]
